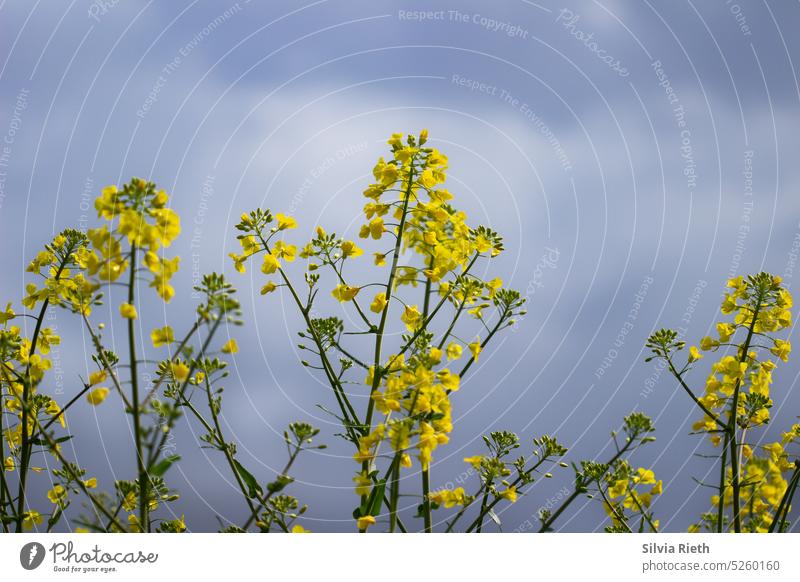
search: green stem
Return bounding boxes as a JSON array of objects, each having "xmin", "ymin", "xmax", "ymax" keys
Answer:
[
  {"xmin": 728, "ymin": 298, "xmax": 761, "ymax": 533},
  {"xmin": 364, "ymin": 161, "xmax": 416, "ymax": 433},
  {"xmin": 241, "ymin": 446, "xmax": 302, "ymax": 531},
  {"xmin": 16, "ymin": 258, "xmax": 67, "ymax": 532},
  {"xmin": 422, "ymin": 468, "xmax": 432, "ymax": 533},
  {"xmin": 538, "ymin": 439, "xmax": 633, "ymax": 532},
  {"xmin": 769, "ymin": 462, "xmax": 800, "ymax": 533},
  {"xmin": 716, "ymin": 434, "xmax": 729, "ymax": 532},
  {"xmin": 127, "ymin": 246, "xmax": 148, "ymax": 532},
  {"xmin": 388, "ymin": 455, "xmax": 400, "ymax": 533}
]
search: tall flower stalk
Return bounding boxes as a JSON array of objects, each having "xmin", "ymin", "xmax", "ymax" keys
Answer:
[
  {"xmin": 232, "ymin": 131, "xmax": 580, "ymax": 532},
  {"xmin": 648, "ymin": 273, "xmax": 798, "ymax": 533}
]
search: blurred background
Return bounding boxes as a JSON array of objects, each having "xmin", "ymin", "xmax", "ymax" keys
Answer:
[{"xmin": 1, "ymin": 0, "xmax": 799, "ymax": 532}]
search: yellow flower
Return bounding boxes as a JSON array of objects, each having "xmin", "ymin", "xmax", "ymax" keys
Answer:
[
  {"xmin": 22, "ymin": 510, "xmax": 43, "ymax": 529},
  {"xmin": 153, "ymin": 189, "xmax": 169, "ymax": 207},
  {"xmin": 170, "ymin": 362, "xmax": 190, "ymax": 382},
  {"xmin": 499, "ymin": 486, "xmax": 517, "ymax": 503},
  {"xmin": 446, "ymin": 343, "xmax": 462, "ymax": 360},
  {"xmin": 608, "ymin": 479, "xmax": 628, "ymax": 499},
  {"xmin": 468, "ymin": 340, "xmax": 482, "ymax": 361},
  {"xmin": 84, "ymin": 477, "xmax": 98, "ymax": 489},
  {"xmin": 332, "ymin": 284, "xmax": 360, "ymax": 302},
  {"xmin": 45, "ymin": 400, "xmax": 66, "ymax": 428},
  {"xmin": 353, "ymin": 471, "xmax": 372, "ymax": 496},
  {"xmin": 401, "ymin": 305, "xmax": 421, "ymax": 331},
  {"xmin": 485, "ymin": 277, "xmax": 502, "ymax": 298},
  {"xmin": 370, "ymin": 292, "xmax": 387, "ymax": 313},
  {"xmin": 151, "ymin": 326, "xmax": 174, "ymax": 347},
  {"xmin": 688, "ymin": 346, "xmax": 703, "ymax": 362},
  {"xmin": 261, "ymin": 253, "xmax": 280, "ymax": 275},
  {"xmin": 86, "ymin": 387, "xmax": 110, "ymax": 405},
  {"xmin": 0, "ymin": 302, "xmax": 14, "ymax": 323},
  {"xmin": 230, "ymin": 253, "xmax": 247, "ymax": 273},
  {"xmin": 273, "ymin": 240, "xmax": 297, "ymax": 262},
  {"xmin": 429, "ymin": 487, "xmax": 467, "ymax": 508},
  {"xmin": 636, "ymin": 467, "xmax": 656, "ymax": 485},
  {"xmin": 771, "ymin": 339, "xmax": 791, "ymax": 362},
  {"xmin": 4, "ymin": 457, "xmax": 14, "ymax": 472},
  {"xmin": 340, "ymin": 240, "xmax": 363, "ymax": 258},
  {"xmin": 463, "ymin": 455, "xmax": 483, "ymax": 468},
  {"xmin": 360, "ymin": 217, "xmax": 384, "ymax": 240},
  {"xmin": 275, "ymin": 213, "xmax": 297, "ymax": 230},
  {"xmin": 373, "ymin": 253, "xmax": 386, "ymax": 266},
  {"xmin": 716, "ymin": 322, "xmax": 735, "ymax": 342},
  {"xmin": 650, "ymin": 480, "xmax": 663, "ymax": 495},
  {"xmin": 89, "ymin": 370, "xmax": 107, "ymax": 386},
  {"xmin": 222, "ymin": 339, "xmax": 239, "ymax": 354},
  {"xmin": 260, "ymin": 282, "xmax": 278, "ymax": 295},
  {"xmin": 47, "ymin": 484, "xmax": 67, "ymax": 504},
  {"xmin": 356, "ymin": 515, "xmax": 376, "ymax": 531},
  {"xmin": 291, "ymin": 524, "xmax": 310, "ymax": 533},
  {"xmin": 119, "ymin": 302, "xmax": 138, "ymax": 319},
  {"xmin": 699, "ymin": 336, "xmax": 718, "ymax": 351}
]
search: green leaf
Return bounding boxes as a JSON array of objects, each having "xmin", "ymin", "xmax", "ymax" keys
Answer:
[
  {"xmin": 233, "ymin": 460, "xmax": 263, "ymax": 499},
  {"xmin": 150, "ymin": 455, "xmax": 181, "ymax": 477}
]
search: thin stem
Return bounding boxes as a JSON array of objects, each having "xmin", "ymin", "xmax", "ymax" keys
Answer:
[
  {"xmin": 666, "ymin": 358, "xmax": 726, "ymax": 430},
  {"xmin": 538, "ymin": 439, "xmax": 634, "ymax": 532},
  {"xmin": 127, "ymin": 245, "xmax": 148, "ymax": 532},
  {"xmin": 421, "ymin": 468, "xmax": 432, "ymax": 533},
  {"xmin": 32, "ymin": 417, "xmax": 126, "ymax": 532},
  {"xmin": 716, "ymin": 435, "xmax": 729, "ymax": 532},
  {"xmin": 16, "ymin": 258, "xmax": 67, "ymax": 532},
  {"xmin": 364, "ymin": 162, "xmax": 416, "ymax": 433},
  {"xmin": 475, "ymin": 490, "xmax": 489, "ymax": 533},
  {"xmin": 388, "ymin": 455, "xmax": 400, "ymax": 533},
  {"xmin": 728, "ymin": 297, "xmax": 761, "ymax": 533},
  {"xmin": 596, "ymin": 484, "xmax": 633, "ymax": 533},
  {"xmin": 769, "ymin": 462, "xmax": 800, "ymax": 533},
  {"xmin": 241, "ymin": 445, "xmax": 302, "ymax": 531}
]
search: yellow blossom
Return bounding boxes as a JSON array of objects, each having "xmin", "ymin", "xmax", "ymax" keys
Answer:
[
  {"xmin": 151, "ymin": 326, "xmax": 175, "ymax": 347},
  {"xmin": 499, "ymin": 486, "xmax": 517, "ymax": 503},
  {"xmin": 47, "ymin": 484, "xmax": 67, "ymax": 504},
  {"xmin": 86, "ymin": 387, "xmax": 110, "ymax": 405},
  {"xmin": 261, "ymin": 253, "xmax": 280, "ymax": 275},
  {"xmin": 468, "ymin": 340, "xmax": 482, "ymax": 361},
  {"xmin": 89, "ymin": 370, "xmax": 107, "ymax": 386},
  {"xmin": 446, "ymin": 343, "xmax": 462, "ymax": 360},
  {"xmin": 119, "ymin": 302, "xmax": 138, "ymax": 319},
  {"xmin": 356, "ymin": 515, "xmax": 376, "ymax": 531},
  {"xmin": 332, "ymin": 284, "xmax": 360, "ymax": 302},
  {"xmin": 222, "ymin": 339, "xmax": 239, "ymax": 354},
  {"xmin": 340, "ymin": 240, "xmax": 363, "ymax": 258},
  {"xmin": 275, "ymin": 213, "xmax": 297, "ymax": 230},
  {"xmin": 370, "ymin": 292, "xmax": 387, "ymax": 313},
  {"xmin": 170, "ymin": 362, "xmax": 190, "ymax": 382}
]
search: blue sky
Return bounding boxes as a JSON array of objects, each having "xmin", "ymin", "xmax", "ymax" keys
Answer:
[{"xmin": 1, "ymin": 0, "xmax": 800, "ymax": 532}]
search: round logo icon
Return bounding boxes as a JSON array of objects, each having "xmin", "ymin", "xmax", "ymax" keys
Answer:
[{"xmin": 20, "ymin": 542, "xmax": 46, "ymax": 570}]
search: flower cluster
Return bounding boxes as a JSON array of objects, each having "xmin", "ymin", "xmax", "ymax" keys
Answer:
[
  {"xmin": 231, "ymin": 131, "xmax": 526, "ymax": 532},
  {"xmin": 1, "ymin": 180, "xmax": 318, "ymax": 534},
  {"xmin": 647, "ymin": 272, "xmax": 797, "ymax": 533},
  {"xmin": 1, "ymin": 230, "xmax": 101, "ymax": 531},
  {"xmin": 85, "ymin": 178, "xmax": 181, "ymax": 301},
  {"xmin": 602, "ymin": 462, "xmax": 662, "ymax": 532}
]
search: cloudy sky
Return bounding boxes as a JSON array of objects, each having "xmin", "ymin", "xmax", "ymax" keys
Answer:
[{"xmin": 1, "ymin": 0, "xmax": 799, "ymax": 532}]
